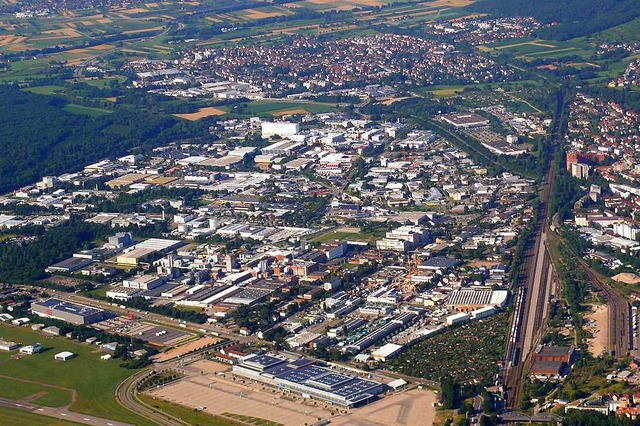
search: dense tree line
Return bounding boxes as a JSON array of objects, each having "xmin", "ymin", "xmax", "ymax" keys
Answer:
[
  {"xmin": 565, "ymin": 410, "xmax": 640, "ymax": 426},
  {"xmin": 0, "ymin": 219, "xmax": 112, "ymax": 283},
  {"xmin": 0, "ymin": 218, "xmax": 166, "ymax": 284},
  {"xmin": 466, "ymin": 0, "xmax": 640, "ymax": 41},
  {"xmin": 0, "ymin": 86, "xmax": 208, "ymax": 193}
]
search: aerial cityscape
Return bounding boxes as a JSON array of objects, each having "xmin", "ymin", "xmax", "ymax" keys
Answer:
[{"xmin": 1, "ymin": 0, "xmax": 640, "ymax": 425}]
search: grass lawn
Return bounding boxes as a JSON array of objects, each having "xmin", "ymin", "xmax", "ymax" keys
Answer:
[
  {"xmin": 0, "ymin": 377, "xmax": 72, "ymax": 407},
  {"xmin": 0, "ymin": 323, "xmax": 155, "ymax": 425},
  {"xmin": 139, "ymin": 394, "xmax": 248, "ymax": 426},
  {"xmin": 0, "ymin": 406, "xmax": 85, "ymax": 426},
  {"xmin": 63, "ymin": 104, "xmax": 113, "ymax": 116},
  {"xmin": 312, "ymin": 228, "xmax": 384, "ymax": 243},
  {"xmin": 83, "ymin": 76, "xmax": 126, "ymax": 88}
]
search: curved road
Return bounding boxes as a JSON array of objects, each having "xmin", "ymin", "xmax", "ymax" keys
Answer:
[{"xmin": 116, "ymin": 368, "xmax": 186, "ymax": 426}]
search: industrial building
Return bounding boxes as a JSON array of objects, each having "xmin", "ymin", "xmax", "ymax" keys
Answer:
[
  {"xmin": 446, "ymin": 288, "xmax": 509, "ymax": 312},
  {"xmin": 372, "ymin": 343, "xmax": 404, "ymax": 362},
  {"xmin": 233, "ymin": 354, "xmax": 386, "ymax": 407},
  {"xmin": 45, "ymin": 256, "xmax": 94, "ymax": 273},
  {"xmin": 348, "ymin": 311, "xmax": 418, "ymax": 352},
  {"xmin": 31, "ymin": 299, "xmax": 105, "ymax": 325},
  {"xmin": 441, "ymin": 112, "xmax": 490, "ymax": 129},
  {"xmin": 261, "ymin": 122, "xmax": 300, "ymax": 138}
]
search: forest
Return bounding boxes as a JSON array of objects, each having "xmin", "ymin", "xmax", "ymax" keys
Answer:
[
  {"xmin": 466, "ymin": 0, "xmax": 640, "ymax": 40},
  {"xmin": 0, "ymin": 86, "xmax": 208, "ymax": 193}
]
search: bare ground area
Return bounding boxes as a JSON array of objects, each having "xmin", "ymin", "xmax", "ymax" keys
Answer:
[
  {"xmin": 146, "ymin": 360, "xmax": 437, "ymax": 426},
  {"xmin": 585, "ymin": 304, "xmax": 609, "ymax": 356}
]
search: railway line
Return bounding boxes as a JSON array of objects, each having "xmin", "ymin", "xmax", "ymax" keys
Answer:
[
  {"xmin": 504, "ymin": 146, "xmax": 556, "ymax": 409},
  {"xmin": 578, "ymin": 260, "xmax": 630, "ymax": 357}
]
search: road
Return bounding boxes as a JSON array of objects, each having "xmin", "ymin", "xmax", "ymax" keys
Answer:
[
  {"xmin": 115, "ymin": 368, "xmax": 187, "ymax": 426},
  {"xmin": 0, "ymin": 396, "xmax": 131, "ymax": 426}
]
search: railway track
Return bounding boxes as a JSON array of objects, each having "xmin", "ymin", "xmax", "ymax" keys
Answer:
[
  {"xmin": 578, "ymin": 260, "xmax": 630, "ymax": 357},
  {"xmin": 504, "ymin": 148, "xmax": 557, "ymax": 409}
]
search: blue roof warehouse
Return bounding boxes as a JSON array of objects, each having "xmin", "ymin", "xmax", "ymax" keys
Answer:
[{"xmin": 232, "ymin": 353, "xmax": 386, "ymax": 407}]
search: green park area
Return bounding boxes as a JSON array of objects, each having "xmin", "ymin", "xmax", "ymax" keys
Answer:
[{"xmin": 0, "ymin": 323, "xmax": 154, "ymax": 425}]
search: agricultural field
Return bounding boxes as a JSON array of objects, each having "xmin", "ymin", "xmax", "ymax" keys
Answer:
[
  {"xmin": 0, "ymin": 323, "xmax": 155, "ymax": 426},
  {"xmin": 485, "ymin": 38, "xmax": 595, "ymax": 60},
  {"xmin": 174, "ymin": 106, "xmax": 227, "ymax": 121}
]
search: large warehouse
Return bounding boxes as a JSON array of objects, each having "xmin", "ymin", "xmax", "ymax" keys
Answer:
[
  {"xmin": 233, "ymin": 354, "xmax": 386, "ymax": 407},
  {"xmin": 31, "ymin": 299, "xmax": 105, "ymax": 325}
]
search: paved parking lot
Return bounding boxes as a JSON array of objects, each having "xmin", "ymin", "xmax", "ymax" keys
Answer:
[{"xmin": 92, "ymin": 317, "xmax": 194, "ymax": 347}]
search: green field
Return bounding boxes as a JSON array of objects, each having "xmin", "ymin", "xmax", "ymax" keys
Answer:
[
  {"xmin": 22, "ymin": 85, "xmax": 67, "ymax": 95},
  {"xmin": 63, "ymin": 104, "xmax": 113, "ymax": 116},
  {"xmin": 312, "ymin": 228, "xmax": 384, "ymax": 243},
  {"xmin": 0, "ymin": 406, "xmax": 85, "ymax": 426},
  {"xmin": 83, "ymin": 76, "xmax": 127, "ymax": 88},
  {"xmin": 487, "ymin": 38, "xmax": 594, "ymax": 60},
  {"xmin": 0, "ymin": 323, "xmax": 155, "ymax": 425},
  {"xmin": 0, "ymin": 377, "xmax": 72, "ymax": 407}
]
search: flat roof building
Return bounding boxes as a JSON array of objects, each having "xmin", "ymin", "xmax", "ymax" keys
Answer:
[
  {"xmin": 54, "ymin": 351, "xmax": 75, "ymax": 361},
  {"xmin": 233, "ymin": 354, "xmax": 385, "ymax": 407},
  {"xmin": 372, "ymin": 343, "xmax": 403, "ymax": 362},
  {"xmin": 441, "ymin": 113, "xmax": 490, "ymax": 129},
  {"xmin": 45, "ymin": 257, "xmax": 94, "ymax": 274},
  {"xmin": 31, "ymin": 299, "xmax": 105, "ymax": 325}
]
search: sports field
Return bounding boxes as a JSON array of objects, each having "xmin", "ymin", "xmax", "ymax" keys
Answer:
[{"xmin": 0, "ymin": 323, "xmax": 155, "ymax": 425}]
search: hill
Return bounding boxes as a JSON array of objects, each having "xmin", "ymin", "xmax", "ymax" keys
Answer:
[{"xmin": 466, "ymin": 0, "xmax": 640, "ymax": 40}]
